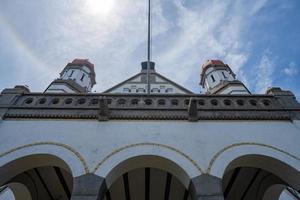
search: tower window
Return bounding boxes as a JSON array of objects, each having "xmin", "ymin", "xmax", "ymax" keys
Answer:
[
  {"xmin": 211, "ymin": 75, "xmax": 215, "ymax": 82},
  {"xmin": 80, "ymin": 74, "xmax": 85, "ymax": 81},
  {"xmin": 222, "ymin": 72, "xmax": 227, "ymax": 79},
  {"xmin": 69, "ymin": 70, "xmax": 74, "ymax": 77}
]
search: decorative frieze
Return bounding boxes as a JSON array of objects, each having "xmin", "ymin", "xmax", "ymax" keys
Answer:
[{"xmin": 1, "ymin": 88, "xmax": 299, "ymax": 121}]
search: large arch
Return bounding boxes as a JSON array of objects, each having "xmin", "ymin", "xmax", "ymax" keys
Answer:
[
  {"xmin": 207, "ymin": 142, "xmax": 300, "ymax": 176},
  {"xmin": 92, "ymin": 142, "xmax": 203, "ymax": 184},
  {"xmin": 105, "ymin": 155, "xmax": 191, "ymax": 188},
  {"xmin": 222, "ymin": 154, "xmax": 300, "ymax": 200},
  {"xmin": 223, "ymin": 155, "xmax": 300, "ymax": 190},
  {"xmin": 0, "ymin": 154, "xmax": 74, "ymax": 200},
  {"xmin": 103, "ymin": 155, "xmax": 192, "ymax": 200},
  {"xmin": 0, "ymin": 141, "xmax": 89, "ymax": 175},
  {"xmin": 0, "ymin": 154, "xmax": 72, "ymax": 186}
]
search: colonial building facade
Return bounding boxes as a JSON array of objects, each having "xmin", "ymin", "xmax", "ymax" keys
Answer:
[{"xmin": 0, "ymin": 59, "xmax": 300, "ymax": 200}]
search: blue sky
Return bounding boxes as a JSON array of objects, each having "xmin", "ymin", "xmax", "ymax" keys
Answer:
[{"xmin": 0, "ymin": 0, "xmax": 299, "ymax": 99}]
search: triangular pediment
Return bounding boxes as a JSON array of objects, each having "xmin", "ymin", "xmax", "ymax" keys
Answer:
[{"xmin": 103, "ymin": 71, "xmax": 193, "ymax": 94}]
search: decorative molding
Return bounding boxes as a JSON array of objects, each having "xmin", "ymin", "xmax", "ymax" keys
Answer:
[
  {"xmin": 1, "ymin": 142, "xmax": 300, "ymax": 178},
  {"xmin": 0, "ymin": 142, "xmax": 89, "ymax": 174},
  {"xmin": 206, "ymin": 142, "xmax": 300, "ymax": 174},
  {"xmin": 92, "ymin": 142, "xmax": 204, "ymax": 174},
  {"xmin": 1, "ymin": 92, "xmax": 299, "ymax": 120}
]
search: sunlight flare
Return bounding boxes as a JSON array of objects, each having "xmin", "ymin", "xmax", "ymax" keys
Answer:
[{"xmin": 84, "ymin": 0, "xmax": 115, "ymax": 16}]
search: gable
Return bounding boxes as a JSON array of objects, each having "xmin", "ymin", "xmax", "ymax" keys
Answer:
[{"xmin": 103, "ymin": 72, "xmax": 193, "ymax": 94}]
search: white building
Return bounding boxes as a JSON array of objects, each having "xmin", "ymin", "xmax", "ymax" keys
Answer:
[{"xmin": 0, "ymin": 59, "xmax": 300, "ymax": 200}]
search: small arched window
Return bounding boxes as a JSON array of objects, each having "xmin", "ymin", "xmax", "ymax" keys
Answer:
[
  {"xmin": 136, "ymin": 88, "xmax": 145, "ymax": 93},
  {"xmin": 166, "ymin": 88, "xmax": 173, "ymax": 93},
  {"xmin": 69, "ymin": 70, "xmax": 74, "ymax": 77},
  {"xmin": 211, "ymin": 75, "xmax": 215, "ymax": 82},
  {"xmin": 80, "ymin": 73, "xmax": 85, "ymax": 81},
  {"xmin": 151, "ymin": 88, "xmax": 160, "ymax": 93},
  {"xmin": 123, "ymin": 88, "xmax": 131, "ymax": 93},
  {"xmin": 117, "ymin": 99, "xmax": 126, "ymax": 105}
]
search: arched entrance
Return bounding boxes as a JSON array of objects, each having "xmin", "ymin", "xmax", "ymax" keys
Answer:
[
  {"xmin": 222, "ymin": 155, "xmax": 300, "ymax": 200},
  {"xmin": 0, "ymin": 154, "xmax": 74, "ymax": 200},
  {"xmin": 104, "ymin": 155, "xmax": 192, "ymax": 200}
]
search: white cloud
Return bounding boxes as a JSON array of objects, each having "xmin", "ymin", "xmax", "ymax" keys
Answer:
[
  {"xmin": 254, "ymin": 50, "xmax": 275, "ymax": 94},
  {"xmin": 0, "ymin": 0, "xmax": 275, "ymax": 93},
  {"xmin": 250, "ymin": 0, "xmax": 269, "ymax": 15},
  {"xmin": 156, "ymin": 0, "xmax": 259, "ymax": 89},
  {"xmin": 283, "ymin": 62, "xmax": 298, "ymax": 76}
]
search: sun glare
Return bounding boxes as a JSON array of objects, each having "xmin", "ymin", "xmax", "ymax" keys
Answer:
[{"xmin": 84, "ymin": 0, "xmax": 115, "ymax": 16}]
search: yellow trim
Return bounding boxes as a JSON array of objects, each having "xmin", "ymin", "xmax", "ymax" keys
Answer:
[
  {"xmin": 92, "ymin": 142, "xmax": 204, "ymax": 174},
  {"xmin": 207, "ymin": 142, "xmax": 300, "ymax": 174},
  {"xmin": 0, "ymin": 142, "xmax": 89, "ymax": 174},
  {"xmin": 4, "ymin": 142, "xmax": 295, "ymax": 177}
]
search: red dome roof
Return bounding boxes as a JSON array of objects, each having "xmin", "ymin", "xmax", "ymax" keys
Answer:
[
  {"xmin": 202, "ymin": 60, "xmax": 225, "ymax": 69},
  {"xmin": 70, "ymin": 59, "xmax": 95, "ymax": 71}
]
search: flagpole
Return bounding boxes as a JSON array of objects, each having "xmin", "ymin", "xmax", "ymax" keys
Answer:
[{"xmin": 147, "ymin": 0, "xmax": 151, "ymax": 95}]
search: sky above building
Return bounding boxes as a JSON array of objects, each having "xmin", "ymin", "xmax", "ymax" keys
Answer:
[{"xmin": 0, "ymin": 0, "xmax": 299, "ymax": 99}]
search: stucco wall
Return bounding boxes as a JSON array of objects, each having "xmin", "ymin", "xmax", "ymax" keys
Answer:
[{"xmin": 0, "ymin": 120, "xmax": 299, "ymax": 181}]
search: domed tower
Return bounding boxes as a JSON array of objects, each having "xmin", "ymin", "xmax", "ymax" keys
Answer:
[
  {"xmin": 200, "ymin": 60, "xmax": 250, "ymax": 94},
  {"xmin": 44, "ymin": 59, "xmax": 96, "ymax": 93}
]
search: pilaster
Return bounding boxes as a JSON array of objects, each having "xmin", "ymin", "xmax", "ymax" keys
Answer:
[
  {"xmin": 71, "ymin": 174, "xmax": 106, "ymax": 200},
  {"xmin": 190, "ymin": 174, "xmax": 224, "ymax": 200}
]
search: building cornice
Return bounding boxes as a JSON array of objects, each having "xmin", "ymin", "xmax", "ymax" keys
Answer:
[{"xmin": 1, "ymin": 87, "xmax": 299, "ymax": 121}]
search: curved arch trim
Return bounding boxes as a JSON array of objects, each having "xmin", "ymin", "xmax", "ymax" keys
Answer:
[
  {"xmin": 92, "ymin": 142, "xmax": 204, "ymax": 174},
  {"xmin": 207, "ymin": 142, "xmax": 300, "ymax": 174},
  {"xmin": 0, "ymin": 141, "xmax": 89, "ymax": 174}
]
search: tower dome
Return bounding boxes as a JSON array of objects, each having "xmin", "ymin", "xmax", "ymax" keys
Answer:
[
  {"xmin": 200, "ymin": 60, "xmax": 250, "ymax": 94},
  {"xmin": 45, "ymin": 59, "xmax": 96, "ymax": 93}
]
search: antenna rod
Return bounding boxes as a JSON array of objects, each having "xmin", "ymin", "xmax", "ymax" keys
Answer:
[{"xmin": 147, "ymin": 0, "xmax": 151, "ymax": 95}]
